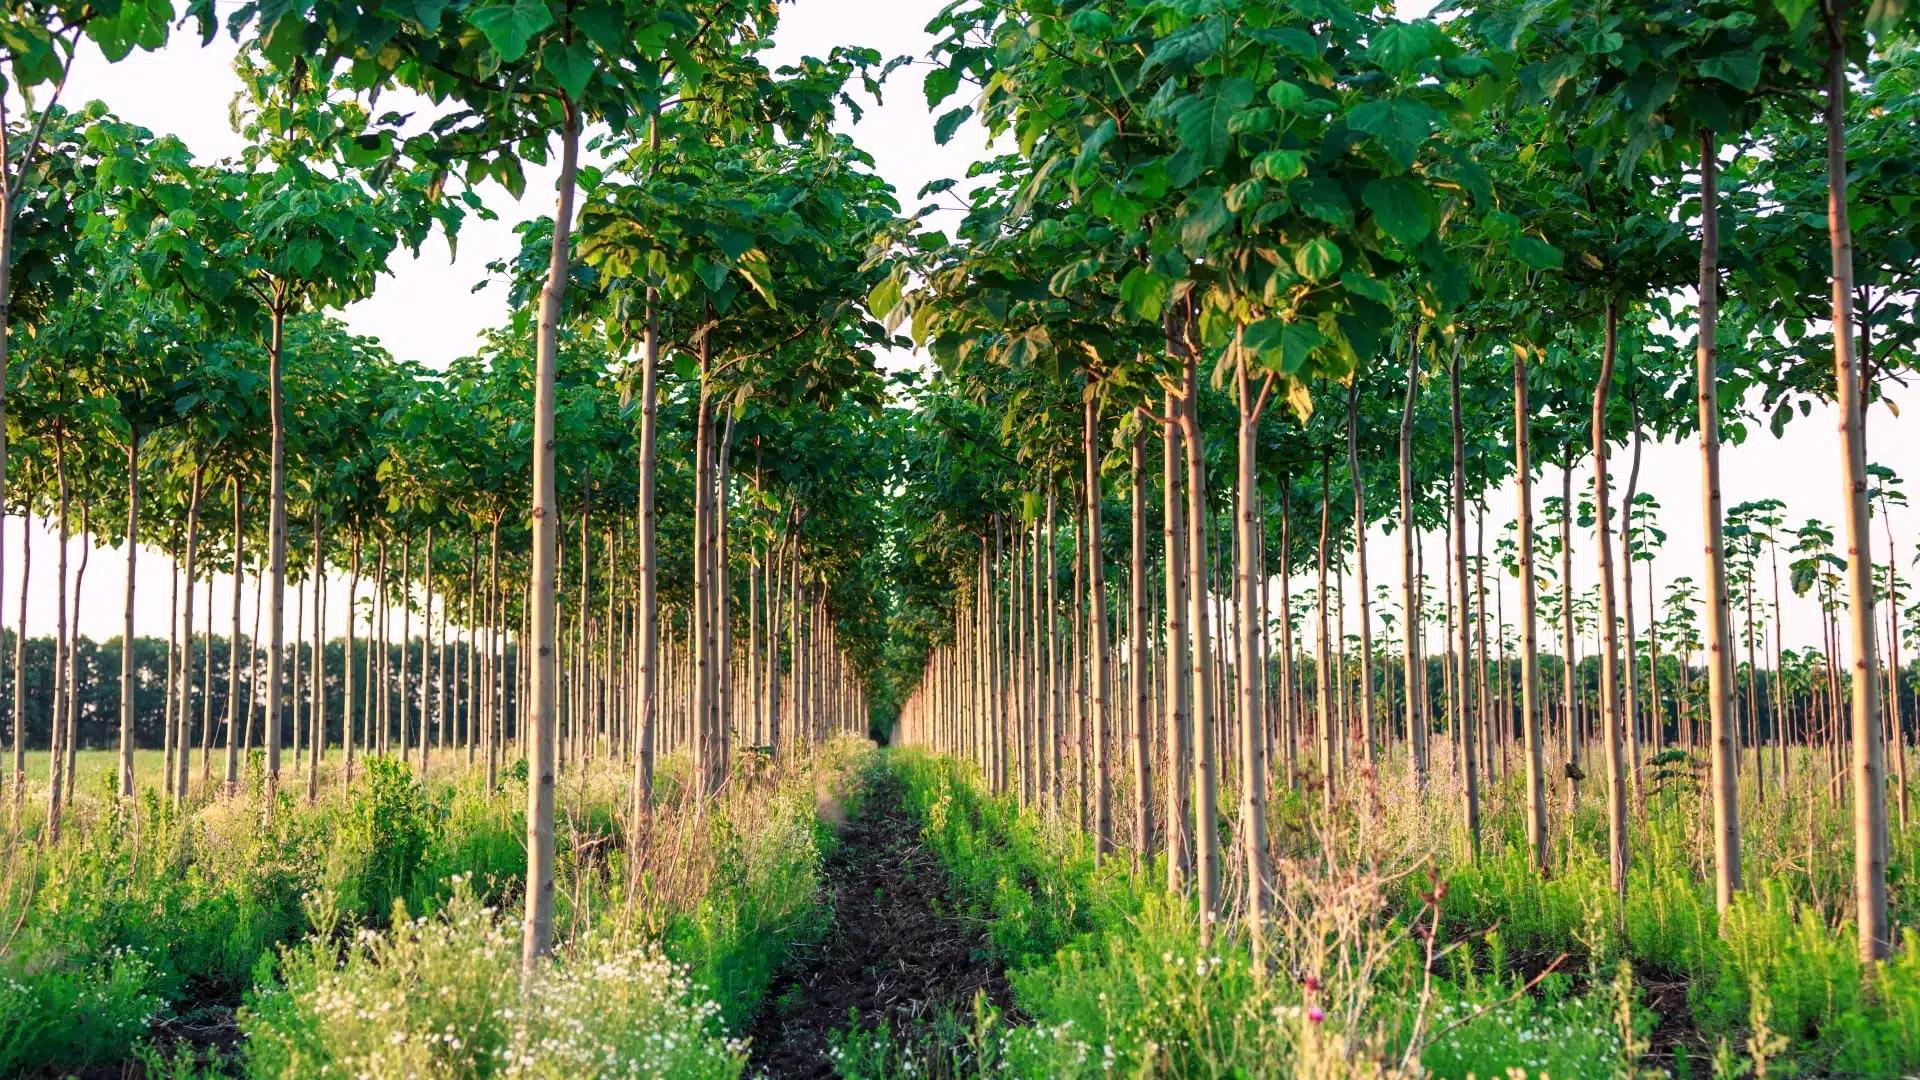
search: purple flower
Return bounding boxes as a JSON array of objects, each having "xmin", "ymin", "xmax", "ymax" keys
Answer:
[{"xmin": 1307, "ymin": 1006, "xmax": 1325, "ymax": 1025}]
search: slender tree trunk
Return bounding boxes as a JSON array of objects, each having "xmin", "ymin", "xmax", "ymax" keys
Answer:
[
  {"xmin": 1235, "ymin": 353, "xmax": 1269, "ymax": 960},
  {"xmin": 1593, "ymin": 299, "xmax": 1629, "ymax": 908},
  {"xmin": 523, "ymin": 107, "xmax": 578, "ymax": 975},
  {"xmin": 1162, "ymin": 391, "xmax": 1191, "ymax": 891},
  {"xmin": 1823, "ymin": 6, "xmax": 1887, "ymax": 961},
  {"xmin": 46, "ymin": 438, "xmax": 70, "ymax": 838},
  {"xmin": 1130, "ymin": 422, "xmax": 1152, "ymax": 866},
  {"xmin": 118, "ymin": 426, "xmax": 140, "ymax": 798},
  {"xmin": 266, "ymin": 304, "xmax": 289, "ymax": 806},
  {"xmin": 174, "ymin": 464, "xmax": 205, "ymax": 802},
  {"xmin": 1179, "ymin": 350, "xmax": 1219, "ymax": 931},
  {"xmin": 1696, "ymin": 129, "xmax": 1743, "ymax": 913},
  {"xmin": 1450, "ymin": 343, "xmax": 1481, "ymax": 857},
  {"xmin": 1515, "ymin": 346, "xmax": 1548, "ymax": 871},
  {"xmin": 1085, "ymin": 392, "xmax": 1112, "ymax": 855},
  {"xmin": 1401, "ymin": 343, "xmax": 1426, "ymax": 784},
  {"xmin": 1348, "ymin": 378, "xmax": 1375, "ymax": 761}
]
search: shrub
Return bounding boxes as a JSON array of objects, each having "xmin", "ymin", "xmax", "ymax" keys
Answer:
[{"xmin": 242, "ymin": 882, "xmax": 744, "ymax": 1079}]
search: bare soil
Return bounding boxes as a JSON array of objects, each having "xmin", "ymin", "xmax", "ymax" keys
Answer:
[{"xmin": 746, "ymin": 767, "xmax": 1015, "ymax": 1079}]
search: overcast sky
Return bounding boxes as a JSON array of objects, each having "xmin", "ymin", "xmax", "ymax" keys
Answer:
[{"xmin": 8, "ymin": 0, "xmax": 1913, "ymax": 662}]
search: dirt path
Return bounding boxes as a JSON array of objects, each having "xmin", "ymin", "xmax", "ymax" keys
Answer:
[{"xmin": 746, "ymin": 767, "xmax": 1015, "ymax": 1079}]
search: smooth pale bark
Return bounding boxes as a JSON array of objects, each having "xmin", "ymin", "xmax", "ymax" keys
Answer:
[
  {"xmin": 634, "ymin": 292, "xmax": 660, "ymax": 829},
  {"xmin": 1696, "ymin": 130, "xmax": 1742, "ymax": 913},
  {"xmin": 1129, "ymin": 423, "xmax": 1152, "ymax": 865},
  {"xmin": 1234, "ymin": 353, "xmax": 1269, "ymax": 959},
  {"xmin": 1560, "ymin": 464, "xmax": 1578, "ymax": 820},
  {"xmin": 522, "ymin": 109, "xmax": 578, "ymax": 975},
  {"xmin": 46, "ymin": 440, "xmax": 70, "ymax": 838},
  {"xmin": 1514, "ymin": 347, "xmax": 1548, "ymax": 871},
  {"xmin": 1179, "ymin": 352, "xmax": 1220, "ymax": 929},
  {"xmin": 174, "ymin": 465, "xmax": 205, "ymax": 802},
  {"xmin": 1279, "ymin": 476, "xmax": 1296, "ymax": 784},
  {"xmin": 1085, "ymin": 393, "xmax": 1112, "ymax": 855},
  {"xmin": 1162, "ymin": 392, "xmax": 1191, "ymax": 891},
  {"xmin": 9, "ymin": 521, "xmax": 26, "ymax": 818},
  {"xmin": 1315, "ymin": 454, "xmax": 1334, "ymax": 809},
  {"xmin": 1449, "ymin": 343, "xmax": 1481, "ymax": 857},
  {"xmin": 308, "ymin": 504, "xmax": 324, "ymax": 801},
  {"xmin": 341, "ymin": 533, "xmax": 358, "ymax": 788},
  {"xmin": 1347, "ymin": 378, "xmax": 1375, "ymax": 761},
  {"xmin": 1622, "ymin": 398, "xmax": 1644, "ymax": 800},
  {"xmin": 1824, "ymin": 10, "xmax": 1888, "ymax": 961},
  {"xmin": 1592, "ymin": 299, "xmax": 1628, "ymax": 906},
  {"xmin": 266, "ymin": 305, "xmax": 288, "ymax": 806},
  {"xmin": 119, "ymin": 427, "xmax": 140, "ymax": 798},
  {"xmin": 1400, "ymin": 347, "xmax": 1426, "ymax": 784}
]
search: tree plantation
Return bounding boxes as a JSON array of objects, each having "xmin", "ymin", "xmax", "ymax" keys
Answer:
[{"xmin": 2, "ymin": 0, "xmax": 1919, "ymax": 1076}]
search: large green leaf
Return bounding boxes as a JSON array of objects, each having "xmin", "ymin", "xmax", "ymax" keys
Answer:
[
  {"xmin": 1361, "ymin": 176, "xmax": 1433, "ymax": 245},
  {"xmin": 1293, "ymin": 236, "xmax": 1342, "ymax": 282},
  {"xmin": 1170, "ymin": 77, "xmax": 1255, "ymax": 172},
  {"xmin": 1346, "ymin": 98, "xmax": 1439, "ymax": 169},
  {"xmin": 467, "ymin": 0, "xmax": 553, "ymax": 63}
]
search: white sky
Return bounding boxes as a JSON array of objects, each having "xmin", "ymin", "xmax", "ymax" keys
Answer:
[{"xmin": 6, "ymin": 0, "xmax": 1913, "ymax": 665}]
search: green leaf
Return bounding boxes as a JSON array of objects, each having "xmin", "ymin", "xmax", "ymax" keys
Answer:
[
  {"xmin": 1170, "ymin": 77, "xmax": 1255, "ymax": 170},
  {"xmin": 1254, "ymin": 149, "xmax": 1306, "ymax": 182},
  {"xmin": 467, "ymin": 0, "xmax": 553, "ymax": 63},
  {"xmin": 1699, "ymin": 49, "xmax": 1763, "ymax": 93},
  {"xmin": 541, "ymin": 38, "xmax": 593, "ymax": 99},
  {"xmin": 924, "ymin": 65, "xmax": 961, "ymax": 107},
  {"xmin": 1178, "ymin": 188, "xmax": 1231, "ymax": 254},
  {"xmin": 1293, "ymin": 237, "xmax": 1342, "ymax": 282},
  {"xmin": 1119, "ymin": 266, "xmax": 1170, "ymax": 323},
  {"xmin": 1243, "ymin": 318, "xmax": 1323, "ymax": 374},
  {"xmin": 1361, "ymin": 176, "xmax": 1433, "ymax": 245},
  {"xmin": 933, "ymin": 106, "xmax": 972, "ymax": 145},
  {"xmin": 1346, "ymin": 98, "xmax": 1438, "ymax": 169},
  {"xmin": 1368, "ymin": 20, "xmax": 1444, "ymax": 77},
  {"xmin": 1511, "ymin": 234, "xmax": 1563, "ymax": 269},
  {"xmin": 1338, "ymin": 270, "xmax": 1392, "ymax": 306},
  {"xmin": 1267, "ymin": 80, "xmax": 1307, "ymax": 111}
]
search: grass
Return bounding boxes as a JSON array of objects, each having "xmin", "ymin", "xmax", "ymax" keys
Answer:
[
  {"xmin": 0, "ymin": 740, "xmax": 871, "ymax": 1078},
  {"xmin": 7, "ymin": 748, "xmax": 170, "ymax": 791},
  {"xmin": 887, "ymin": 742, "xmax": 1920, "ymax": 1078}
]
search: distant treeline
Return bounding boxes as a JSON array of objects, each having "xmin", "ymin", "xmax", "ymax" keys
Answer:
[{"xmin": 1, "ymin": 631, "xmax": 520, "ymax": 752}]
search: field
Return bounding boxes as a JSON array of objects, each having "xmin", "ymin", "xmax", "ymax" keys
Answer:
[
  {"xmin": 5, "ymin": 0, "xmax": 1919, "ymax": 1076},
  {"xmin": 5, "ymin": 735, "xmax": 1918, "ymax": 1078}
]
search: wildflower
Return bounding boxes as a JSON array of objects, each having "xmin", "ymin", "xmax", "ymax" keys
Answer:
[{"xmin": 1307, "ymin": 1006, "xmax": 1325, "ymax": 1024}]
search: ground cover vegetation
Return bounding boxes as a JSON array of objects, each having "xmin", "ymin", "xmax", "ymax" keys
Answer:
[{"xmin": 0, "ymin": 0, "xmax": 1918, "ymax": 1076}]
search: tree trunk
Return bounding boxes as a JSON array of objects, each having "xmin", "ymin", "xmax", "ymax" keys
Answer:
[
  {"xmin": 1130, "ymin": 421, "xmax": 1152, "ymax": 865},
  {"xmin": 1401, "ymin": 343, "xmax": 1426, "ymax": 784},
  {"xmin": 1696, "ymin": 128, "xmax": 1743, "ymax": 914},
  {"xmin": 175, "ymin": 463, "xmax": 206, "ymax": 802},
  {"xmin": 1162, "ymin": 391, "xmax": 1191, "ymax": 891},
  {"xmin": 1823, "ymin": 7, "xmax": 1887, "ymax": 961},
  {"xmin": 1179, "ymin": 349, "xmax": 1219, "ymax": 930},
  {"xmin": 1515, "ymin": 346, "xmax": 1548, "ymax": 871},
  {"xmin": 119, "ymin": 426, "xmax": 140, "ymax": 798},
  {"xmin": 267, "ymin": 304, "xmax": 289, "ymax": 806},
  {"xmin": 1084, "ymin": 392, "xmax": 1111, "ymax": 855},
  {"xmin": 1450, "ymin": 342, "xmax": 1481, "ymax": 857},
  {"xmin": 1593, "ymin": 299, "xmax": 1629, "ymax": 908},
  {"xmin": 522, "ymin": 107, "xmax": 578, "ymax": 976},
  {"xmin": 1235, "ymin": 353, "xmax": 1269, "ymax": 959},
  {"xmin": 1348, "ymin": 378, "xmax": 1375, "ymax": 761}
]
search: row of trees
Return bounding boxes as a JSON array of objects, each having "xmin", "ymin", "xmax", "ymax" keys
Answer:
[
  {"xmin": 3, "ymin": 0, "xmax": 929, "ymax": 978},
  {"xmin": 888, "ymin": 0, "xmax": 1917, "ymax": 968}
]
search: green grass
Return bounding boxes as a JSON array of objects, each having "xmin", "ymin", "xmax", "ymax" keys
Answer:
[
  {"xmin": 8, "ymin": 748, "xmax": 170, "ymax": 790},
  {"xmin": 886, "ymin": 746, "xmax": 1920, "ymax": 1079},
  {"xmin": 0, "ymin": 741, "xmax": 872, "ymax": 1078}
]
